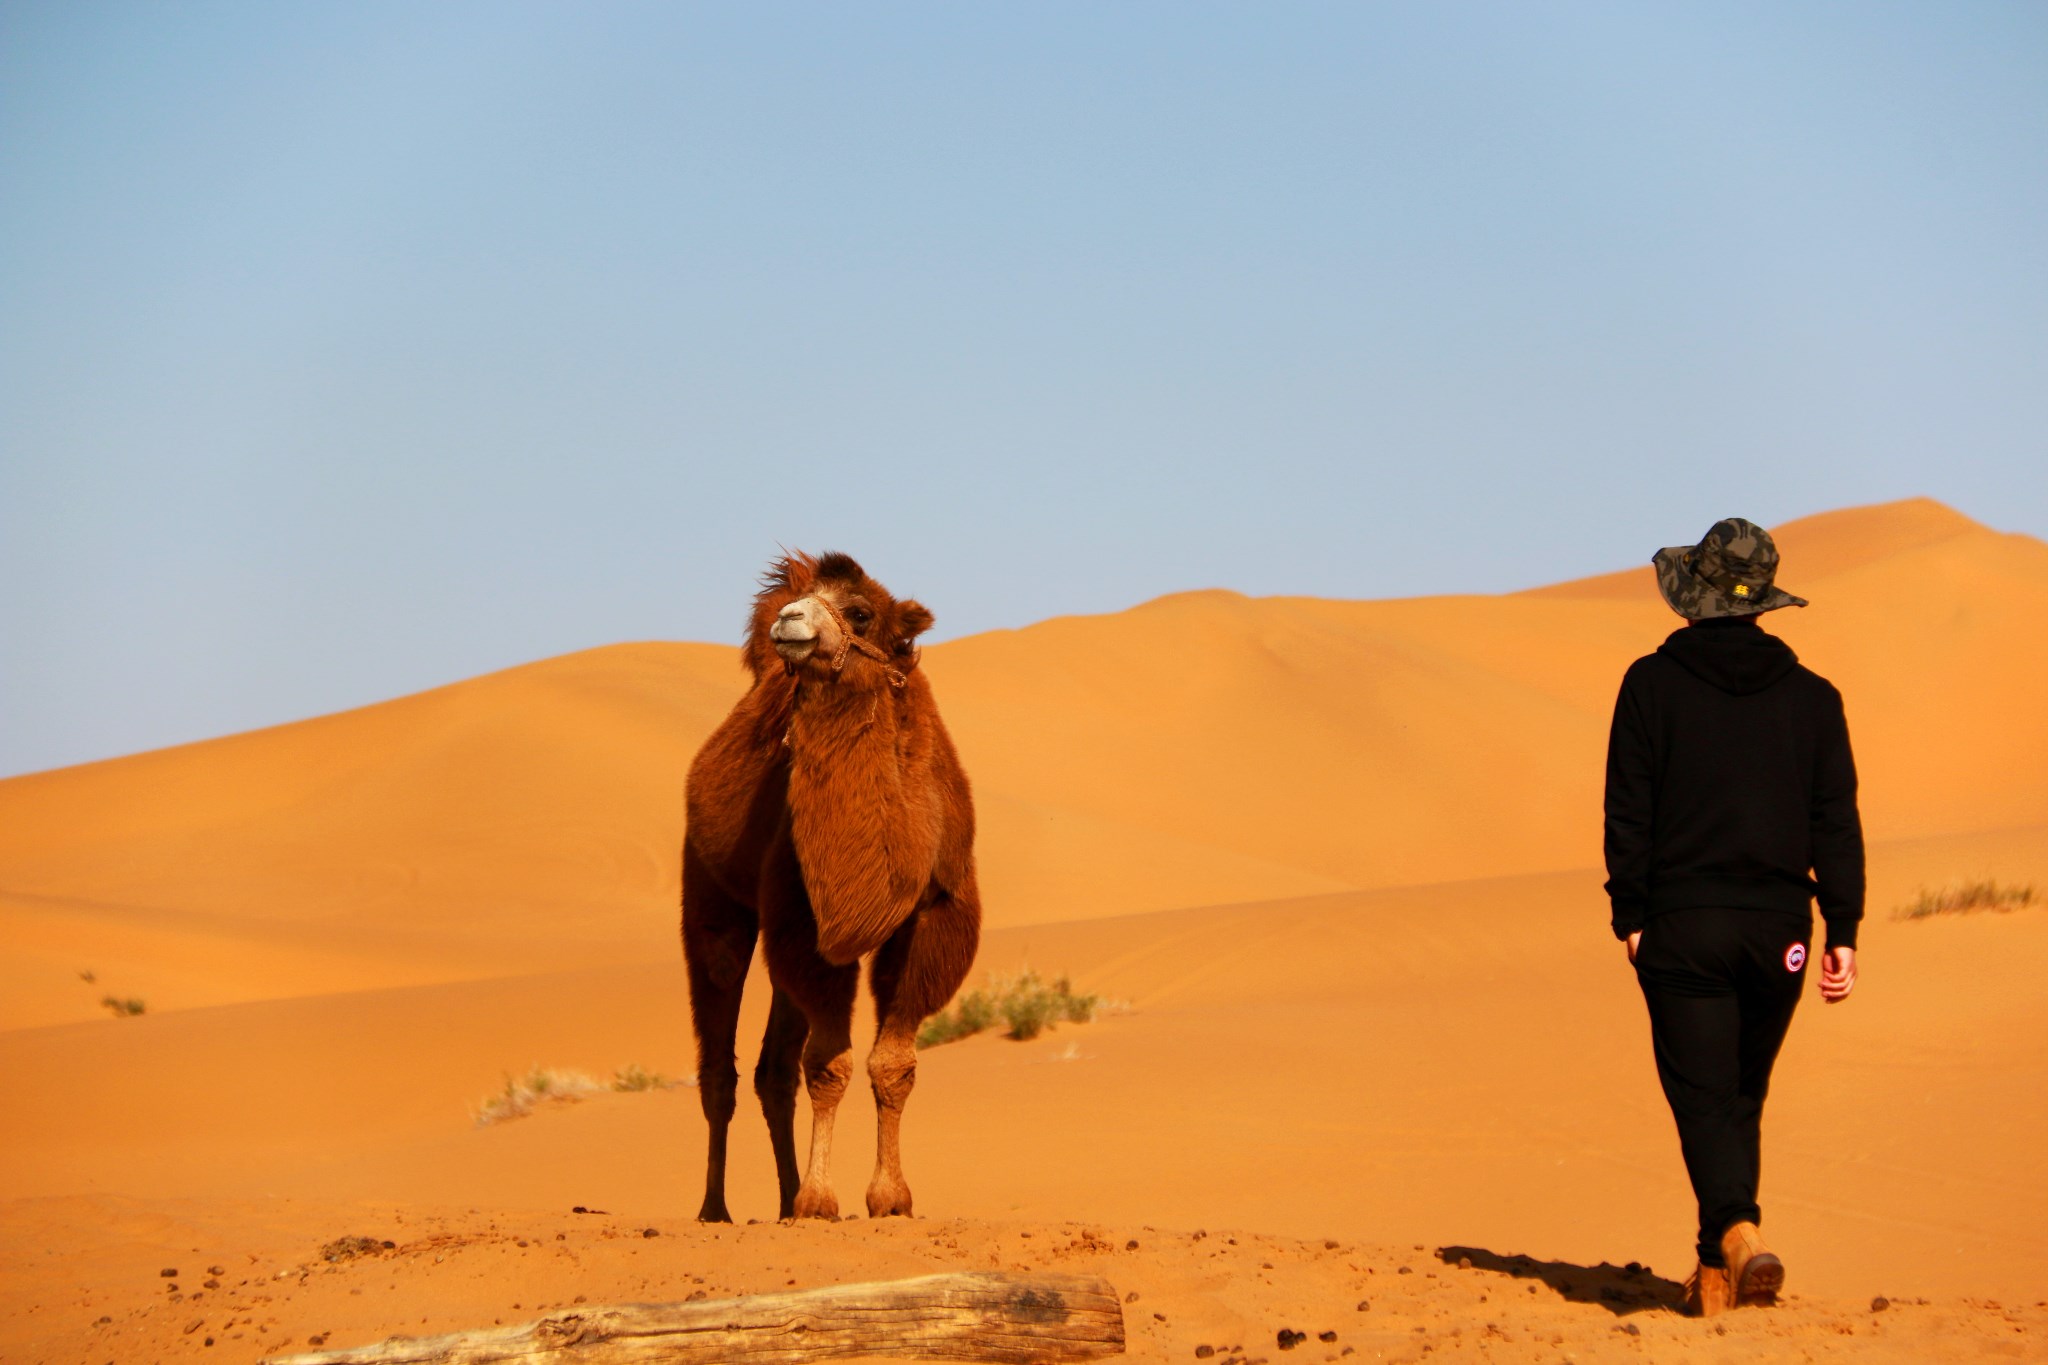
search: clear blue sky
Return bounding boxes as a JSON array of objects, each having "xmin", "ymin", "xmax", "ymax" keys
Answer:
[{"xmin": 3, "ymin": 2, "xmax": 2044, "ymax": 777}]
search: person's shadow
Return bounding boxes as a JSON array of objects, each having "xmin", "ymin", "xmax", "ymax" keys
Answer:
[{"xmin": 1434, "ymin": 1246, "xmax": 1683, "ymax": 1317}]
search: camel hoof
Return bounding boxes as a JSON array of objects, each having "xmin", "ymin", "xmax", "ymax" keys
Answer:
[
  {"xmin": 792, "ymin": 1187, "xmax": 839, "ymax": 1221},
  {"xmin": 866, "ymin": 1184, "xmax": 913, "ymax": 1219},
  {"xmin": 696, "ymin": 1202, "xmax": 733, "ymax": 1224}
]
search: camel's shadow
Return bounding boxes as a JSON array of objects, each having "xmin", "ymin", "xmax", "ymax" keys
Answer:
[{"xmin": 1434, "ymin": 1246, "xmax": 1683, "ymax": 1317}]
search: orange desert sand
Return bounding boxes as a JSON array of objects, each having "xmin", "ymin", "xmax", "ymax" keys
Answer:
[{"xmin": 2, "ymin": 497, "xmax": 2044, "ymax": 1364}]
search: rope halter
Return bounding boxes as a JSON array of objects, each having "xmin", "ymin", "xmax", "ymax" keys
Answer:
[
  {"xmin": 804, "ymin": 594, "xmax": 913, "ymax": 690},
  {"xmin": 780, "ymin": 594, "xmax": 914, "ymax": 749}
]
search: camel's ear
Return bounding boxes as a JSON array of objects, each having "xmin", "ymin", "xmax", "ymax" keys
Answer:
[{"xmin": 894, "ymin": 599, "xmax": 934, "ymax": 645}]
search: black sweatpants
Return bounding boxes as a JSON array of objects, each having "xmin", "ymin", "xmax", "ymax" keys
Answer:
[{"xmin": 1633, "ymin": 906, "xmax": 1809, "ymax": 1267}]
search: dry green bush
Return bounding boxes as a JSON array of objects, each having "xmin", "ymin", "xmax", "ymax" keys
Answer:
[
  {"xmin": 917, "ymin": 970, "xmax": 1101, "ymax": 1049},
  {"xmin": 609, "ymin": 1062, "xmax": 676, "ymax": 1092},
  {"xmin": 100, "ymin": 995, "xmax": 146, "ymax": 1017},
  {"xmin": 474, "ymin": 1063, "xmax": 683, "ymax": 1126},
  {"xmin": 1895, "ymin": 881, "xmax": 2036, "ymax": 921},
  {"xmin": 475, "ymin": 1067, "xmax": 602, "ymax": 1126}
]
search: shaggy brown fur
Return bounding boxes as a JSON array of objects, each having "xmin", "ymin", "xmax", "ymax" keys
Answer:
[{"xmin": 681, "ymin": 552, "xmax": 980, "ymax": 1221}]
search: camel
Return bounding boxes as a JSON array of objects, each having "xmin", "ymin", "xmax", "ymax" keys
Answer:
[{"xmin": 681, "ymin": 551, "xmax": 981, "ymax": 1222}]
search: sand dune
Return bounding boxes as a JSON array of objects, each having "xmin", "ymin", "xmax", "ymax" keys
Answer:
[
  {"xmin": 3, "ymin": 841, "xmax": 2044, "ymax": 1362},
  {"xmin": 2, "ymin": 497, "xmax": 2044, "ymax": 1363},
  {"xmin": 4, "ymin": 498, "xmax": 2041, "ymax": 1028},
  {"xmin": 5, "ymin": 829, "xmax": 2043, "ymax": 1285}
]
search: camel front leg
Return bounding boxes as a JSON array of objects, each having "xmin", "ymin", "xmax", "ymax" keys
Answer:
[
  {"xmin": 865, "ymin": 1020, "xmax": 920, "ymax": 1217},
  {"xmin": 865, "ymin": 887, "xmax": 980, "ymax": 1218},
  {"xmin": 794, "ymin": 1010, "xmax": 854, "ymax": 1220},
  {"xmin": 759, "ymin": 833, "xmax": 864, "ymax": 1221}
]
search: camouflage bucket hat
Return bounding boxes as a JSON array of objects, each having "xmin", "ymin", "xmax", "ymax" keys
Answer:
[{"xmin": 1652, "ymin": 517, "xmax": 1808, "ymax": 620}]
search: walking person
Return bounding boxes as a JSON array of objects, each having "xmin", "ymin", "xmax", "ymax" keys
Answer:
[{"xmin": 1603, "ymin": 517, "xmax": 1863, "ymax": 1317}]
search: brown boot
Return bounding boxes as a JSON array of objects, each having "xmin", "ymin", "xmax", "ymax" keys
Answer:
[
  {"xmin": 1683, "ymin": 1262, "xmax": 1731, "ymax": 1317},
  {"xmin": 1720, "ymin": 1221, "xmax": 1784, "ymax": 1305}
]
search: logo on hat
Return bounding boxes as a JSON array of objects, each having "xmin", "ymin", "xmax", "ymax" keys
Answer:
[{"xmin": 1784, "ymin": 942, "xmax": 1807, "ymax": 973}]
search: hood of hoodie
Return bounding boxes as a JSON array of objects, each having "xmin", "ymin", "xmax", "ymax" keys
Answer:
[{"xmin": 1657, "ymin": 618, "xmax": 1800, "ymax": 695}]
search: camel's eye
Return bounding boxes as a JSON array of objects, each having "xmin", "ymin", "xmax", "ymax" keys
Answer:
[{"xmin": 845, "ymin": 604, "xmax": 872, "ymax": 631}]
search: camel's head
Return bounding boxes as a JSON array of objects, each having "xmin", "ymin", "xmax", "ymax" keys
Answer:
[{"xmin": 746, "ymin": 551, "xmax": 933, "ymax": 686}]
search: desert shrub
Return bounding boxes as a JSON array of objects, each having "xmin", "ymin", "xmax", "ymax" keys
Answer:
[
  {"xmin": 100, "ymin": 996, "xmax": 146, "ymax": 1017},
  {"xmin": 474, "ymin": 1063, "xmax": 686, "ymax": 1125},
  {"xmin": 917, "ymin": 990, "xmax": 999, "ymax": 1047},
  {"xmin": 1895, "ymin": 881, "xmax": 2036, "ymax": 921},
  {"xmin": 610, "ymin": 1063, "xmax": 675, "ymax": 1092},
  {"xmin": 1001, "ymin": 987, "xmax": 1063, "ymax": 1042},
  {"xmin": 474, "ymin": 1067, "xmax": 604, "ymax": 1127},
  {"xmin": 917, "ymin": 969, "xmax": 1101, "ymax": 1049}
]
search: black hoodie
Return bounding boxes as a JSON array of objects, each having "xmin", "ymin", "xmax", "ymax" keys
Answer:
[{"xmin": 1603, "ymin": 617, "xmax": 1864, "ymax": 948}]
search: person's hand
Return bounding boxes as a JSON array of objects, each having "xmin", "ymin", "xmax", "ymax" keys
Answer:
[
  {"xmin": 1818, "ymin": 945, "xmax": 1857, "ymax": 1002},
  {"xmin": 1626, "ymin": 930, "xmax": 1642, "ymax": 965}
]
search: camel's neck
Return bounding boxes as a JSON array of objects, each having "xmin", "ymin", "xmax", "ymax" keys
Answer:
[{"xmin": 784, "ymin": 678, "xmax": 939, "ymax": 965}]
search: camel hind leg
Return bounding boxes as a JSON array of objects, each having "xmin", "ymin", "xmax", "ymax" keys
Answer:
[
  {"xmin": 752, "ymin": 986, "xmax": 808, "ymax": 1220},
  {"xmin": 865, "ymin": 885, "xmax": 981, "ymax": 1218},
  {"xmin": 681, "ymin": 842, "xmax": 758, "ymax": 1224}
]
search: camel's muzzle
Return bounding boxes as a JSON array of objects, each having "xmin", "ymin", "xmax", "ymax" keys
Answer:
[{"xmin": 771, "ymin": 600, "xmax": 824, "ymax": 662}]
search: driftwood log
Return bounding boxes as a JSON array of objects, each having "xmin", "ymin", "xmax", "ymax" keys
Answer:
[{"xmin": 262, "ymin": 1271, "xmax": 1125, "ymax": 1364}]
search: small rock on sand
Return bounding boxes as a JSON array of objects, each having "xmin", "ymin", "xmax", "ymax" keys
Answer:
[
  {"xmin": 1355, "ymin": 1300, "xmax": 1370, "ymax": 1312},
  {"xmin": 1194, "ymin": 1346, "xmax": 1214, "ymax": 1359},
  {"xmin": 320, "ymin": 1236, "xmax": 387, "ymax": 1262},
  {"xmin": 1872, "ymin": 1296, "xmax": 1890, "ymax": 1312}
]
